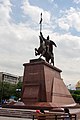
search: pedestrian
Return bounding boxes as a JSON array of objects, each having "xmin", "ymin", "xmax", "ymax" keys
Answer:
[
  {"xmin": 40, "ymin": 109, "xmax": 45, "ymax": 114},
  {"xmin": 64, "ymin": 108, "xmax": 71, "ymax": 120}
]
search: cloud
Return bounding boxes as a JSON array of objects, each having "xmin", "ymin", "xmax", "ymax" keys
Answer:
[
  {"xmin": 52, "ymin": 33, "xmax": 80, "ymax": 64},
  {"xmin": 0, "ymin": 0, "xmax": 12, "ymax": 25},
  {"xmin": 0, "ymin": 21, "xmax": 39, "ymax": 75},
  {"xmin": 22, "ymin": 0, "xmax": 51, "ymax": 25},
  {"xmin": 52, "ymin": 32, "xmax": 80, "ymax": 86},
  {"xmin": 0, "ymin": 0, "xmax": 46, "ymax": 75},
  {"xmin": 47, "ymin": 0, "xmax": 54, "ymax": 3},
  {"xmin": 58, "ymin": 7, "xmax": 80, "ymax": 32},
  {"xmin": 73, "ymin": 0, "xmax": 80, "ymax": 4},
  {"xmin": 45, "ymin": 31, "xmax": 80, "ymax": 79},
  {"xmin": 58, "ymin": 20, "xmax": 70, "ymax": 31},
  {"xmin": 0, "ymin": 0, "xmax": 39, "ymax": 75}
]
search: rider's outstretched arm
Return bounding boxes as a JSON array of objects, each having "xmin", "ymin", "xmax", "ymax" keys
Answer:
[
  {"xmin": 40, "ymin": 32, "xmax": 46, "ymax": 42},
  {"xmin": 50, "ymin": 41, "xmax": 57, "ymax": 47}
]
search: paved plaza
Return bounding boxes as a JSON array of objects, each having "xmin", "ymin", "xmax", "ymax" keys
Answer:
[
  {"xmin": 0, "ymin": 108, "xmax": 80, "ymax": 120},
  {"xmin": 0, "ymin": 116, "xmax": 31, "ymax": 120}
]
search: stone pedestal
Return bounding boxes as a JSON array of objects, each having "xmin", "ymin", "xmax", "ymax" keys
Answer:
[{"xmin": 22, "ymin": 59, "xmax": 75, "ymax": 109}]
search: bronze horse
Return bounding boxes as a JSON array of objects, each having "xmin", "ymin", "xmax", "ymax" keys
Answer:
[{"xmin": 35, "ymin": 32, "xmax": 56, "ymax": 66}]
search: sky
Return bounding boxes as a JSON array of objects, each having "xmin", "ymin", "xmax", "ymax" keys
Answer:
[{"xmin": 0, "ymin": 0, "xmax": 80, "ymax": 88}]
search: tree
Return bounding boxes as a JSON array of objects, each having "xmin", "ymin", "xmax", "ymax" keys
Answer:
[
  {"xmin": 0, "ymin": 81, "xmax": 2, "ymax": 102},
  {"xmin": 0, "ymin": 81, "xmax": 23, "ymax": 102},
  {"xmin": 69, "ymin": 89, "xmax": 80, "ymax": 103},
  {"xmin": 15, "ymin": 81, "xmax": 22, "ymax": 100}
]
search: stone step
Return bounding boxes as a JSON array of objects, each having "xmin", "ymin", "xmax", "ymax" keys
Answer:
[{"xmin": 0, "ymin": 108, "xmax": 33, "ymax": 118}]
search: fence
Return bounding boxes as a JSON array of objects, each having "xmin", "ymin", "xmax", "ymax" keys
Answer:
[{"xmin": 32, "ymin": 113, "xmax": 77, "ymax": 120}]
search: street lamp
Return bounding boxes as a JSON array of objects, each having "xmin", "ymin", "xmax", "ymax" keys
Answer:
[
  {"xmin": 16, "ymin": 89, "xmax": 21, "ymax": 92},
  {"xmin": 16, "ymin": 88, "xmax": 21, "ymax": 101}
]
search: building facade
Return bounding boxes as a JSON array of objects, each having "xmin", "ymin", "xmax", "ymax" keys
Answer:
[
  {"xmin": 0, "ymin": 72, "xmax": 19, "ymax": 84},
  {"xmin": 18, "ymin": 76, "xmax": 23, "ymax": 82}
]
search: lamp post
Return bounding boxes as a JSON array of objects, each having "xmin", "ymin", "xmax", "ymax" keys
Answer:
[
  {"xmin": 16, "ymin": 89, "xmax": 21, "ymax": 92},
  {"xmin": 16, "ymin": 88, "xmax": 21, "ymax": 101}
]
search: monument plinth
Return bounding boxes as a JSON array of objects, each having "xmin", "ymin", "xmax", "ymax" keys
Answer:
[{"xmin": 22, "ymin": 59, "xmax": 75, "ymax": 109}]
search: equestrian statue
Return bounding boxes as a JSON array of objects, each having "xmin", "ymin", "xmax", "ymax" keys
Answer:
[{"xmin": 35, "ymin": 13, "xmax": 57, "ymax": 66}]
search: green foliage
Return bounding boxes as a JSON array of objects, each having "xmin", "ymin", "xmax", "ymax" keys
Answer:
[
  {"xmin": 0, "ymin": 81, "xmax": 2, "ymax": 101},
  {"xmin": 69, "ymin": 89, "xmax": 75, "ymax": 94},
  {"xmin": 15, "ymin": 81, "xmax": 22, "ymax": 100},
  {"xmin": 72, "ymin": 94, "xmax": 77, "ymax": 102},
  {"xmin": 73, "ymin": 90, "xmax": 80, "ymax": 95},
  {"xmin": 76, "ymin": 95, "xmax": 80, "ymax": 102},
  {"xmin": 0, "ymin": 81, "xmax": 22, "ymax": 102},
  {"xmin": 69, "ymin": 89, "xmax": 80, "ymax": 103},
  {"xmin": 16, "ymin": 81, "xmax": 22, "ymax": 90}
]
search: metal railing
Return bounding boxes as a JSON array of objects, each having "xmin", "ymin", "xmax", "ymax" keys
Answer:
[{"xmin": 32, "ymin": 113, "xmax": 77, "ymax": 120}]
